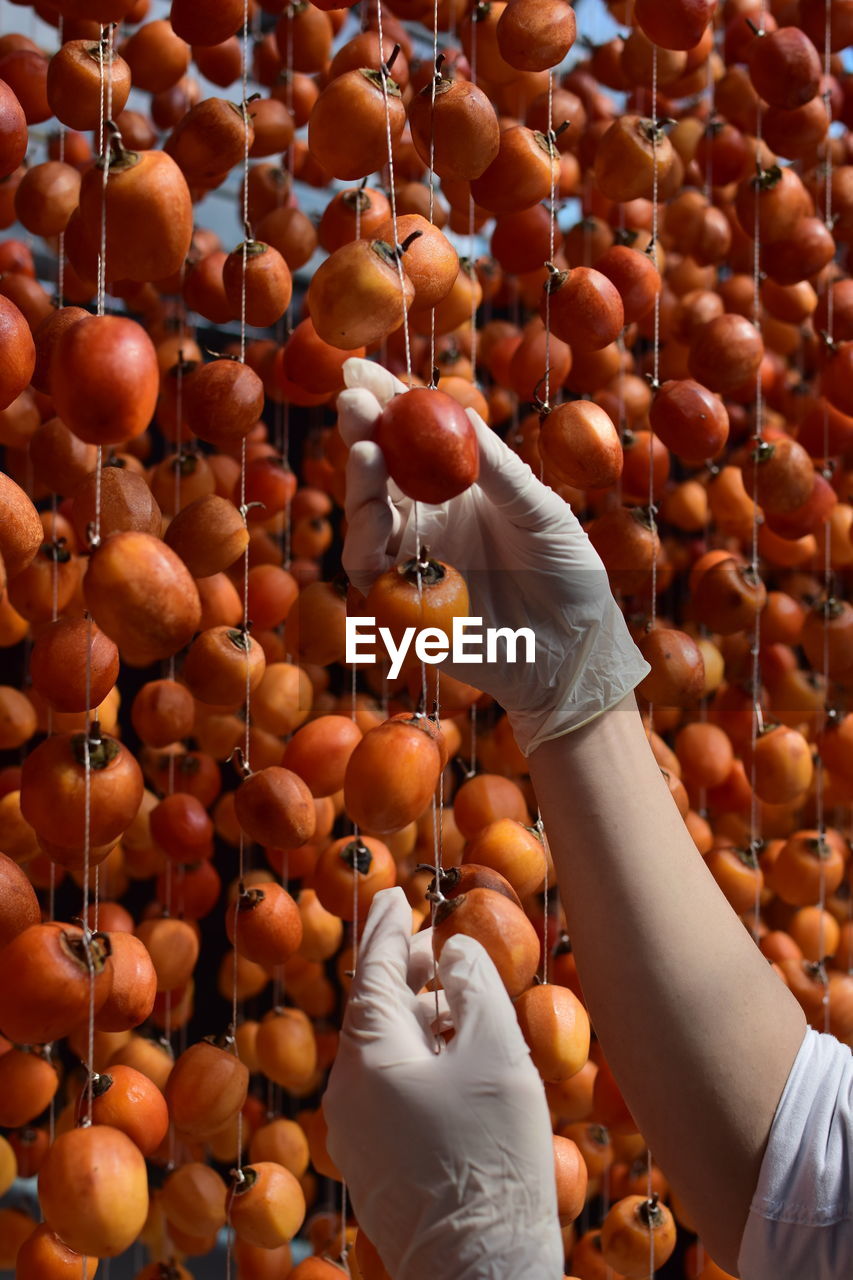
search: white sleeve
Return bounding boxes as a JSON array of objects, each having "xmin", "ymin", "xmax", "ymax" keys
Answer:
[{"xmin": 737, "ymin": 1027, "xmax": 852, "ymax": 1280}]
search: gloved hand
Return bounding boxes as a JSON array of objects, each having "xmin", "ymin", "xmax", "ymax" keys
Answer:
[
  {"xmin": 323, "ymin": 887, "xmax": 564, "ymax": 1280},
  {"xmin": 338, "ymin": 358, "xmax": 649, "ymax": 756}
]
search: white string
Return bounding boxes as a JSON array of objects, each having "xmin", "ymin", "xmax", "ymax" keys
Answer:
[
  {"xmin": 817, "ymin": 0, "xmax": 834, "ymax": 1032},
  {"xmin": 428, "ymin": 0, "xmax": 440, "ymax": 376},
  {"xmin": 543, "ymin": 72, "xmax": 557, "ymax": 409},
  {"xmin": 748, "ymin": 101, "xmax": 766, "ymax": 942},
  {"xmin": 226, "ymin": 11, "xmax": 253, "ymax": 1277},
  {"xmin": 646, "ymin": 44, "xmax": 661, "ymax": 740},
  {"xmin": 375, "ymin": 1, "xmax": 412, "ymax": 380}
]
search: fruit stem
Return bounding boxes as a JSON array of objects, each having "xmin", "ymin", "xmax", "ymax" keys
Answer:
[
  {"xmin": 340, "ymin": 839, "xmax": 373, "ymax": 876},
  {"xmin": 382, "ymin": 43, "xmax": 401, "ymax": 76},
  {"xmin": 398, "ymin": 229, "xmax": 424, "ymax": 256},
  {"xmin": 228, "ymin": 746, "xmax": 253, "ymax": 779}
]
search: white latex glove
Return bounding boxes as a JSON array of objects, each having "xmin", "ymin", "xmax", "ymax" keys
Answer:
[
  {"xmin": 323, "ymin": 887, "xmax": 564, "ymax": 1280},
  {"xmin": 338, "ymin": 358, "xmax": 649, "ymax": 756}
]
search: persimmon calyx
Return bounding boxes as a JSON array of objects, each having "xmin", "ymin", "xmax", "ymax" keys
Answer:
[
  {"xmin": 229, "ymin": 1163, "xmax": 258, "ymax": 1194},
  {"xmin": 637, "ymin": 1193, "xmax": 665, "ymax": 1228},
  {"xmin": 229, "ymin": 746, "xmax": 253, "ymax": 779},
  {"xmin": 237, "ymin": 886, "xmax": 266, "ymax": 912},
  {"xmin": 361, "ymin": 66, "xmax": 402, "ymax": 98},
  {"xmin": 90, "ymin": 1072, "xmax": 114, "ymax": 1099},
  {"xmin": 70, "ymin": 726, "xmax": 120, "ymax": 770},
  {"xmin": 397, "ymin": 550, "xmax": 446, "ymax": 587},
  {"xmin": 61, "ymin": 927, "xmax": 111, "ymax": 974},
  {"xmin": 752, "ymin": 162, "xmax": 783, "ymax": 191},
  {"xmin": 339, "ymin": 839, "xmax": 373, "ymax": 875},
  {"xmin": 41, "ymin": 537, "xmax": 71, "ymax": 564},
  {"xmin": 434, "ymin": 893, "xmax": 465, "ymax": 925},
  {"xmin": 98, "ymin": 123, "xmax": 140, "ymax": 173}
]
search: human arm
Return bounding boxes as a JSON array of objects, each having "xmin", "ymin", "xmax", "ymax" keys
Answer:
[
  {"xmin": 528, "ymin": 700, "xmax": 807, "ymax": 1274},
  {"xmin": 334, "ymin": 358, "xmax": 811, "ymax": 1275}
]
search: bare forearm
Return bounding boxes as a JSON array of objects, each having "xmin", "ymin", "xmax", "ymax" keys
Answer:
[{"xmin": 528, "ymin": 695, "xmax": 807, "ymax": 1273}]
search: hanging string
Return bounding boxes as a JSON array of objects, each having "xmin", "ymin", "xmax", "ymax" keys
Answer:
[
  {"xmin": 747, "ymin": 49, "xmax": 766, "ymax": 944},
  {"xmin": 227, "ymin": 8, "xmax": 254, "ymax": 1278},
  {"xmin": 375, "ymin": 0, "xmax": 413, "ymax": 380},
  {"xmin": 646, "ymin": 44, "xmax": 662, "ymax": 742},
  {"xmin": 537, "ymin": 810, "xmax": 551, "ymax": 986},
  {"xmin": 427, "ymin": 0, "xmax": 440, "ymax": 376},
  {"xmin": 543, "ymin": 72, "xmax": 558, "ymax": 410},
  {"xmin": 57, "ymin": 14, "xmax": 66, "ymax": 308},
  {"xmin": 816, "ymin": 0, "xmax": 835, "ymax": 1031}
]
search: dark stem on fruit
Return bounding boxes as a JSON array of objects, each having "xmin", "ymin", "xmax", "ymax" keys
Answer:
[{"xmin": 340, "ymin": 839, "xmax": 373, "ymax": 875}]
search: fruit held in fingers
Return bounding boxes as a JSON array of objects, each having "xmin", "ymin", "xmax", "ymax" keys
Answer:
[{"xmin": 375, "ymin": 387, "xmax": 479, "ymax": 504}]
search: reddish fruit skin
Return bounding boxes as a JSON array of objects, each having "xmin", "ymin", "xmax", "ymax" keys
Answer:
[
  {"xmin": 0, "ymin": 77, "xmax": 27, "ymax": 179},
  {"xmin": 87, "ymin": 1064, "xmax": 170, "ymax": 1156},
  {"xmin": 648, "ymin": 379, "xmax": 729, "ymax": 466},
  {"xmin": 375, "ymin": 388, "xmax": 479, "ymax": 504},
  {"xmin": 0, "ymin": 293, "xmax": 35, "ymax": 411},
  {"xmin": 747, "ymin": 28, "xmax": 822, "ymax": 111},
  {"xmin": 50, "ymin": 314, "xmax": 159, "ymax": 445},
  {"xmin": 634, "ymin": 0, "xmax": 715, "ymax": 50},
  {"xmin": 0, "ymin": 850, "xmax": 40, "ymax": 947},
  {"xmin": 433, "ymin": 886, "xmax": 540, "ymax": 998},
  {"xmin": 38, "ymin": 1124, "xmax": 149, "ymax": 1258},
  {"xmin": 0, "ymin": 923, "xmax": 112, "ymax": 1045}
]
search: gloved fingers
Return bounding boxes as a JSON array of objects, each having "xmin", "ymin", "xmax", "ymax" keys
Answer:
[
  {"xmin": 344, "ymin": 440, "xmax": 390, "ymax": 521},
  {"xmin": 407, "ymin": 924, "xmax": 437, "ymax": 994},
  {"xmin": 343, "ymin": 356, "xmax": 408, "ymax": 407},
  {"xmin": 414, "ymin": 987, "xmax": 453, "ymax": 1036},
  {"xmin": 337, "ymin": 387, "xmax": 383, "ymax": 447},
  {"xmin": 343, "ymin": 502, "xmax": 397, "ymax": 596},
  {"xmin": 437, "ymin": 933, "xmax": 532, "ymax": 1063},
  {"xmin": 342, "ymin": 888, "xmax": 426, "ymax": 1040},
  {"xmin": 343, "ymin": 442, "xmax": 399, "ymax": 593},
  {"xmin": 468, "ymin": 409, "xmax": 581, "ymax": 534}
]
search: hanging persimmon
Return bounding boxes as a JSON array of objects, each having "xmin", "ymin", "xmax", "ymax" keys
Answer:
[
  {"xmin": 170, "ymin": 0, "xmax": 244, "ymax": 47},
  {"xmin": 0, "ymin": 76, "xmax": 27, "ymax": 179},
  {"xmin": 182, "ymin": 357, "xmax": 265, "ymax": 449},
  {"xmin": 38, "ymin": 1124, "xmax": 149, "ymax": 1258},
  {"xmin": 0, "ymin": 922, "xmax": 113, "ymax": 1044},
  {"xmin": 543, "ymin": 263, "xmax": 625, "ymax": 353},
  {"xmin": 46, "ymin": 35, "xmax": 131, "ymax": 131},
  {"xmin": 407, "ymin": 73, "xmax": 500, "ymax": 180},
  {"xmin": 50, "ymin": 315, "xmax": 159, "ymax": 445},
  {"xmin": 375, "ymin": 386, "xmax": 479, "ymax": 503},
  {"xmin": 84, "ymin": 531, "xmax": 201, "ymax": 667},
  {"xmin": 307, "ymin": 238, "xmax": 415, "ymax": 350},
  {"xmin": 77, "ymin": 131, "xmax": 193, "ymax": 283},
  {"xmin": 0, "ymin": 293, "xmax": 35, "ymax": 411},
  {"xmin": 539, "ymin": 401, "xmax": 623, "ymax": 490},
  {"xmin": 165, "ymin": 96, "xmax": 254, "ymax": 188},
  {"xmin": 470, "ymin": 124, "xmax": 560, "ymax": 215},
  {"xmin": 496, "ymin": 0, "xmax": 576, "ymax": 72},
  {"xmin": 222, "ymin": 238, "xmax": 293, "ymax": 326},
  {"xmin": 308, "ymin": 66, "xmax": 405, "ymax": 181}
]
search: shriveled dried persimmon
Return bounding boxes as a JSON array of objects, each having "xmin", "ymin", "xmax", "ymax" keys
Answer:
[
  {"xmin": 84, "ymin": 531, "xmax": 201, "ymax": 667},
  {"xmin": 165, "ymin": 1036, "xmax": 248, "ymax": 1139},
  {"xmin": 309, "ymin": 66, "xmax": 405, "ymax": 181},
  {"xmin": 29, "ymin": 617, "xmax": 119, "ymax": 713},
  {"xmin": 222, "ymin": 239, "xmax": 293, "ymax": 326}
]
